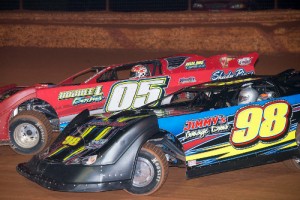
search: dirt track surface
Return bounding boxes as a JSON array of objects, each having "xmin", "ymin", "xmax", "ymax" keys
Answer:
[{"xmin": 0, "ymin": 47, "xmax": 300, "ymax": 200}]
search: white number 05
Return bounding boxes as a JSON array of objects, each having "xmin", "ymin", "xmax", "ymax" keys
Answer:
[{"xmin": 105, "ymin": 77, "xmax": 169, "ymax": 112}]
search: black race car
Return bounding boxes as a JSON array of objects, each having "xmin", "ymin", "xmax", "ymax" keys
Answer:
[{"xmin": 17, "ymin": 69, "xmax": 300, "ymax": 195}]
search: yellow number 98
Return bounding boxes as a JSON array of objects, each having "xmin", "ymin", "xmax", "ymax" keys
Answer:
[
  {"xmin": 62, "ymin": 136, "xmax": 81, "ymax": 146},
  {"xmin": 231, "ymin": 101, "xmax": 290, "ymax": 148}
]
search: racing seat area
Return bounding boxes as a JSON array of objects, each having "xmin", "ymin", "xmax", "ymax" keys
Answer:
[{"xmin": 97, "ymin": 69, "xmax": 119, "ymax": 82}]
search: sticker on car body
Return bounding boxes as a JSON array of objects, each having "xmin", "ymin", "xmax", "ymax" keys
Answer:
[
  {"xmin": 186, "ymin": 60, "xmax": 206, "ymax": 70},
  {"xmin": 211, "ymin": 68, "xmax": 254, "ymax": 81},
  {"xmin": 105, "ymin": 76, "xmax": 170, "ymax": 112},
  {"xmin": 58, "ymin": 86, "xmax": 105, "ymax": 105}
]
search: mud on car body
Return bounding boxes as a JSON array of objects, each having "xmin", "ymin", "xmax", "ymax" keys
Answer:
[
  {"xmin": 17, "ymin": 69, "xmax": 300, "ymax": 195},
  {"xmin": 0, "ymin": 52, "xmax": 257, "ymax": 155}
]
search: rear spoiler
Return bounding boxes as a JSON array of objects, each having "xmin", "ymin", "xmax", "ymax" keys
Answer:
[
  {"xmin": 206, "ymin": 52, "xmax": 259, "ymax": 69},
  {"xmin": 227, "ymin": 52, "xmax": 259, "ymax": 68}
]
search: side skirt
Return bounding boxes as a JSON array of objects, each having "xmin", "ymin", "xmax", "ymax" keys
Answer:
[{"xmin": 186, "ymin": 149, "xmax": 300, "ymax": 179}]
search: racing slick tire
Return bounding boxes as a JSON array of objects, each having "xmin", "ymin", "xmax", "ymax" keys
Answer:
[
  {"xmin": 284, "ymin": 157, "xmax": 300, "ymax": 172},
  {"xmin": 9, "ymin": 110, "xmax": 52, "ymax": 155},
  {"xmin": 284, "ymin": 123, "xmax": 300, "ymax": 172},
  {"xmin": 125, "ymin": 142, "xmax": 169, "ymax": 195}
]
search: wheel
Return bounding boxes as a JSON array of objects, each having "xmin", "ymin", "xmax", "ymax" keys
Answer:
[
  {"xmin": 125, "ymin": 142, "xmax": 168, "ymax": 195},
  {"xmin": 9, "ymin": 110, "xmax": 52, "ymax": 155},
  {"xmin": 283, "ymin": 157, "xmax": 300, "ymax": 172},
  {"xmin": 284, "ymin": 123, "xmax": 300, "ymax": 172}
]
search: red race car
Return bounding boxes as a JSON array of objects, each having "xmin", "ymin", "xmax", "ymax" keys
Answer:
[{"xmin": 0, "ymin": 52, "xmax": 257, "ymax": 155}]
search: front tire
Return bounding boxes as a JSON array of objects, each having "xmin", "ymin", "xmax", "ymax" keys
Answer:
[
  {"xmin": 9, "ymin": 110, "xmax": 52, "ymax": 155},
  {"xmin": 125, "ymin": 142, "xmax": 168, "ymax": 195}
]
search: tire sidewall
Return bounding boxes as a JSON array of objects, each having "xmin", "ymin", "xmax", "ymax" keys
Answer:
[
  {"xmin": 127, "ymin": 148, "xmax": 164, "ymax": 195},
  {"xmin": 291, "ymin": 157, "xmax": 300, "ymax": 170},
  {"xmin": 9, "ymin": 117, "xmax": 47, "ymax": 155}
]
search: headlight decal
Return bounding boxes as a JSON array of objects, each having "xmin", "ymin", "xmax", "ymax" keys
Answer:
[{"xmin": 82, "ymin": 155, "xmax": 98, "ymax": 165}]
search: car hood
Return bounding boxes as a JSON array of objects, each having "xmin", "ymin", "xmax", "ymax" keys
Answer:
[
  {"xmin": 0, "ymin": 84, "xmax": 26, "ymax": 103},
  {"xmin": 40, "ymin": 109, "xmax": 154, "ymax": 164},
  {"xmin": 0, "ymin": 83, "xmax": 56, "ymax": 103}
]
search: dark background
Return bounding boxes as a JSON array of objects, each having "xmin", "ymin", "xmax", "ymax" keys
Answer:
[{"xmin": 0, "ymin": 0, "xmax": 299, "ymax": 11}]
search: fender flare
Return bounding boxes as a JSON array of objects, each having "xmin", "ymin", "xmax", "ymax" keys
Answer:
[{"xmin": 92, "ymin": 114, "xmax": 185, "ymax": 183}]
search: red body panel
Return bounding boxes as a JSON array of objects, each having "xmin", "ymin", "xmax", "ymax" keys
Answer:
[
  {"xmin": 0, "ymin": 52, "xmax": 258, "ymax": 142},
  {"xmin": 0, "ymin": 87, "xmax": 37, "ymax": 140}
]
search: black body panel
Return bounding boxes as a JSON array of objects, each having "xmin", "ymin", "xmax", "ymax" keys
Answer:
[
  {"xmin": 17, "ymin": 114, "xmax": 162, "ymax": 192},
  {"xmin": 186, "ymin": 149, "xmax": 300, "ymax": 179}
]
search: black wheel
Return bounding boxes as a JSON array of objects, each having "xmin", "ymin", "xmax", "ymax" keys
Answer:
[
  {"xmin": 9, "ymin": 110, "xmax": 52, "ymax": 155},
  {"xmin": 125, "ymin": 142, "xmax": 168, "ymax": 195},
  {"xmin": 284, "ymin": 123, "xmax": 300, "ymax": 172},
  {"xmin": 283, "ymin": 157, "xmax": 300, "ymax": 172}
]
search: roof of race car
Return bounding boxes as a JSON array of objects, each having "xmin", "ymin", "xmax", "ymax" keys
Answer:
[{"xmin": 57, "ymin": 52, "xmax": 258, "ymax": 85}]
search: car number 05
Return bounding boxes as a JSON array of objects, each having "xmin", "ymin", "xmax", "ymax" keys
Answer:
[
  {"xmin": 105, "ymin": 77, "xmax": 169, "ymax": 112},
  {"xmin": 231, "ymin": 101, "xmax": 291, "ymax": 147}
]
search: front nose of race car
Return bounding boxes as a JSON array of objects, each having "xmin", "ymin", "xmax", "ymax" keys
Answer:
[
  {"xmin": 17, "ymin": 156, "xmax": 64, "ymax": 190},
  {"xmin": 17, "ymin": 109, "xmax": 159, "ymax": 192},
  {"xmin": 0, "ymin": 84, "xmax": 24, "ymax": 103},
  {"xmin": 17, "ymin": 155, "xmax": 120, "ymax": 192}
]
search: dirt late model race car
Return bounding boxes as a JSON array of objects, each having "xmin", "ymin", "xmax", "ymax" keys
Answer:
[
  {"xmin": 17, "ymin": 69, "xmax": 300, "ymax": 195},
  {"xmin": 0, "ymin": 52, "xmax": 257, "ymax": 155}
]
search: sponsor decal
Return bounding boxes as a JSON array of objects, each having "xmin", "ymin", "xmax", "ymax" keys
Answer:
[
  {"xmin": 152, "ymin": 158, "xmax": 162, "ymax": 182},
  {"xmin": 220, "ymin": 56, "xmax": 228, "ymax": 68},
  {"xmin": 185, "ymin": 128, "xmax": 210, "ymax": 140},
  {"xmin": 179, "ymin": 77, "xmax": 196, "ymax": 84},
  {"xmin": 36, "ymin": 122, "xmax": 45, "ymax": 143},
  {"xmin": 238, "ymin": 57, "xmax": 252, "ymax": 66},
  {"xmin": 211, "ymin": 68, "xmax": 254, "ymax": 81},
  {"xmin": 220, "ymin": 56, "xmax": 235, "ymax": 68},
  {"xmin": 88, "ymin": 121, "xmax": 126, "ymax": 127},
  {"xmin": 58, "ymin": 86, "xmax": 105, "ymax": 105},
  {"xmin": 73, "ymin": 95, "xmax": 105, "ymax": 106},
  {"xmin": 86, "ymin": 139, "xmax": 108, "ymax": 149},
  {"xmin": 186, "ymin": 60, "xmax": 206, "ymax": 70},
  {"xmin": 184, "ymin": 115, "xmax": 229, "ymax": 140}
]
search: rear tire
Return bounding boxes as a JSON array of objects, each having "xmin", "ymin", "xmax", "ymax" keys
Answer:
[
  {"xmin": 125, "ymin": 142, "xmax": 168, "ymax": 195},
  {"xmin": 9, "ymin": 110, "xmax": 52, "ymax": 155},
  {"xmin": 284, "ymin": 123, "xmax": 300, "ymax": 172},
  {"xmin": 283, "ymin": 157, "xmax": 300, "ymax": 172}
]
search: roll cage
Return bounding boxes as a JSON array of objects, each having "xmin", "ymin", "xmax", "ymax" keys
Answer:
[{"xmin": 148, "ymin": 71, "xmax": 298, "ymax": 112}]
